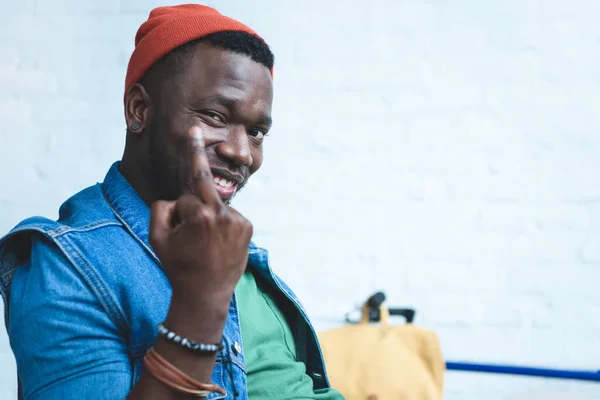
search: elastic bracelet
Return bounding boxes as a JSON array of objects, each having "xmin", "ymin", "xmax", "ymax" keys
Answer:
[
  {"xmin": 144, "ymin": 348, "xmax": 226, "ymax": 397},
  {"xmin": 158, "ymin": 323, "xmax": 224, "ymax": 354}
]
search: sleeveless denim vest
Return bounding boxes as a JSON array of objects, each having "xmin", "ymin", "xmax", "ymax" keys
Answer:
[{"xmin": 0, "ymin": 162, "xmax": 330, "ymax": 399}]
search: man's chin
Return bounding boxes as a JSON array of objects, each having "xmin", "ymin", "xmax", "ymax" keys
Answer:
[
  {"xmin": 224, "ymin": 182, "xmax": 246, "ymax": 205},
  {"xmin": 184, "ymin": 180, "xmax": 246, "ymax": 205}
]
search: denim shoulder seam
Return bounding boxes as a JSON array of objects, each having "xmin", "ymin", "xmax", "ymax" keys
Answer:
[
  {"xmin": 45, "ymin": 220, "xmax": 122, "ymax": 239},
  {"xmin": 1, "ymin": 221, "xmax": 126, "ymax": 333}
]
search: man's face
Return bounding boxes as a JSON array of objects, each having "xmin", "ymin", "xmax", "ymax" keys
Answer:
[{"xmin": 142, "ymin": 43, "xmax": 273, "ymax": 203}]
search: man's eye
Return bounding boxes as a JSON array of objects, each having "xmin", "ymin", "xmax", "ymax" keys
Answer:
[
  {"xmin": 204, "ymin": 112, "xmax": 224, "ymax": 122},
  {"xmin": 251, "ymin": 130, "xmax": 267, "ymax": 139}
]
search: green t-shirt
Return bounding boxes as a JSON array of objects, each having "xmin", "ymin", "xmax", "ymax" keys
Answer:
[{"xmin": 236, "ymin": 270, "xmax": 344, "ymax": 400}]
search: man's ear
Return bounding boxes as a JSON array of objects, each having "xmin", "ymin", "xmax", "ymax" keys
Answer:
[{"xmin": 125, "ymin": 83, "xmax": 152, "ymax": 134}]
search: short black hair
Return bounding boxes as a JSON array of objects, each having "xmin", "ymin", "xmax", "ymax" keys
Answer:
[
  {"xmin": 142, "ymin": 30, "xmax": 274, "ymax": 83},
  {"xmin": 200, "ymin": 30, "xmax": 274, "ymax": 70}
]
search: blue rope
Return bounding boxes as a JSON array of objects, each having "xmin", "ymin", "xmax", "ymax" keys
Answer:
[{"xmin": 446, "ymin": 361, "xmax": 600, "ymax": 382}]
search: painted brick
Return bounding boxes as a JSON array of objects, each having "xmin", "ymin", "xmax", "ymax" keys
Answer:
[
  {"xmin": 581, "ymin": 236, "xmax": 600, "ymax": 264},
  {"xmin": 1, "ymin": 1, "xmax": 600, "ymax": 399}
]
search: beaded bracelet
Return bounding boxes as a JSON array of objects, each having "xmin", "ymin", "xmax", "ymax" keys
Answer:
[{"xmin": 157, "ymin": 323, "xmax": 224, "ymax": 354}]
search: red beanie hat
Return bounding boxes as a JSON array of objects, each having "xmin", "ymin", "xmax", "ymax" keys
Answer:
[{"xmin": 124, "ymin": 4, "xmax": 271, "ymax": 101}]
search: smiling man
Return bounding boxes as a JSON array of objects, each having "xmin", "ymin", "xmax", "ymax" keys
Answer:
[{"xmin": 0, "ymin": 5, "xmax": 344, "ymax": 400}]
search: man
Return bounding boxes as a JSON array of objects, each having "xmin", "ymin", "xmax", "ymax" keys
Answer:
[{"xmin": 0, "ymin": 5, "xmax": 344, "ymax": 400}]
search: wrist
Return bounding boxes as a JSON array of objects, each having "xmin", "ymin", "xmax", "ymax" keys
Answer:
[{"xmin": 166, "ymin": 290, "xmax": 231, "ymax": 344}]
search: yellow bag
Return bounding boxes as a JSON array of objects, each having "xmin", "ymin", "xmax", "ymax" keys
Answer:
[{"xmin": 318, "ymin": 303, "xmax": 445, "ymax": 400}]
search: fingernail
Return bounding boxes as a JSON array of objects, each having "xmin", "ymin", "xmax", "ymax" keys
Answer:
[{"xmin": 190, "ymin": 126, "xmax": 204, "ymax": 145}]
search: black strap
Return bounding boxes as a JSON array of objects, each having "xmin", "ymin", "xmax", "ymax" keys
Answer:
[{"xmin": 295, "ymin": 310, "xmax": 309, "ymax": 366}]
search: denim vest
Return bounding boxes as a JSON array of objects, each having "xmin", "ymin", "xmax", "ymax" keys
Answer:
[{"xmin": 0, "ymin": 162, "xmax": 330, "ymax": 400}]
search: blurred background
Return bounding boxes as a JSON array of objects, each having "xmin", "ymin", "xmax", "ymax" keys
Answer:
[{"xmin": 1, "ymin": 0, "xmax": 600, "ymax": 399}]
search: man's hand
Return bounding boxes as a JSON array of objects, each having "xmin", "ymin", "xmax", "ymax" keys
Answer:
[
  {"xmin": 129, "ymin": 127, "xmax": 252, "ymax": 399},
  {"xmin": 149, "ymin": 126, "xmax": 253, "ymax": 326}
]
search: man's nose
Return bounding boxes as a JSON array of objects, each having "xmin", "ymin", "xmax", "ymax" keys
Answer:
[{"xmin": 215, "ymin": 128, "xmax": 253, "ymax": 167}]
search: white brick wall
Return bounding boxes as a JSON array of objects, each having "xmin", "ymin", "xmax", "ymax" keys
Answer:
[{"xmin": 1, "ymin": 1, "xmax": 600, "ymax": 398}]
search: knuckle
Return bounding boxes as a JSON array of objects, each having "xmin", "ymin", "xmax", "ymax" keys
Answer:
[
  {"xmin": 226, "ymin": 208, "xmax": 251, "ymax": 230},
  {"xmin": 245, "ymin": 220, "xmax": 254, "ymax": 236},
  {"xmin": 150, "ymin": 200, "xmax": 167, "ymax": 214},
  {"xmin": 192, "ymin": 169, "xmax": 212, "ymax": 181},
  {"xmin": 191, "ymin": 140, "xmax": 206, "ymax": 154},
  {"xmin": 194, "ymin": 206, "xmax": 213, "ymax": 223},
  {"xmin": 225, "ymin": 210, "xmax": 241, "ymax": 224},
  {"xmin": 241, "ymin": 216, "xmax": 252, "ymax": 229},
  {"xmin": 216, "ymin": 204, "xmax": 230, "ymax": 218},
  {"xmin": 233, "ymin": 212, "xmax": 252, "ymax": 232},
  {"xmin": 219, "ymin": 212, "xmax": 236, "ymax": 226}
]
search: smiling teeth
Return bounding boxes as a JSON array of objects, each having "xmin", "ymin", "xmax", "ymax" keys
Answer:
[{"xmin": 213, "ymin": 176, "xmax": 234, "ymax": 188}]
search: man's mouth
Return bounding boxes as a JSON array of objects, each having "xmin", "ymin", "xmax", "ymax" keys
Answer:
[
  {"xmin": 212, "ymin": 174, "xmax": 239, "ymax": 200},
  {"xmin": 213, "ymin": 176, "xmax": 236, "ymax": 188}
]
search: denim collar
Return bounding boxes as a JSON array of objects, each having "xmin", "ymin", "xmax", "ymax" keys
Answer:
[
  {"xmin": 101, "ymin": 161, "xmax": 267, "ymax": 267},
  {"xmin": 101, "ymin": 161, "xmax": 158, "ymax": 263}
]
